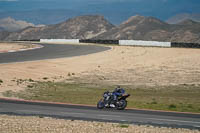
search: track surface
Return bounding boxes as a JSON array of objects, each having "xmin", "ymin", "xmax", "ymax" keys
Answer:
[
  {"xmin": 0, "ymin": 99, "xmax": 200, "ymax": 130},
  {"xmin": 0, "ymin": 43, "xmax": 110, "ymax": 63}
]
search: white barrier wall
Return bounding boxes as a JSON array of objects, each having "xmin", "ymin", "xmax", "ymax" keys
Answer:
[
  {"xmin": 119, "ymin": 40, "xmax": 171, "ymax": 47},
  {"xmin": 40, "ymin": 39, "xmax": 79, "ymax": 43}
]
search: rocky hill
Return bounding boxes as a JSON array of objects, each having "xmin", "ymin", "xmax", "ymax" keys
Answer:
[
  {"xmin": 94, "ymin": 15, "xmax": 170, "ymax": 41},
  {"xmin": 95, "ymin": 15, "xmax": 200, "ymax": 43},
  {"xmin": 0, "ymin": 27, "xmax": 5, "ymax": 32},
  {"xmin": 4, "ymin": 15, "xmax": 115, "ymax": 41},
  {"xmin": 0, "ymin": 31, "xmax": 10, "ymax": 40}
]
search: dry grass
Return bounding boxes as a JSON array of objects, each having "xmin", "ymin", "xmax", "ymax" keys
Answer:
[{"xmin": 5, "ymin": 81, "xmax": 200, "ymax": 113}]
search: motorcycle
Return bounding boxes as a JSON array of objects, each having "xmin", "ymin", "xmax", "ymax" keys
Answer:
[{"xmin": 97, "ymin": 91, "xmax": 130, "ymax": 110}]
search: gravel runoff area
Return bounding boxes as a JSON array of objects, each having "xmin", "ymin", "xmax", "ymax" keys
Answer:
[{"xmin": 0, "ymin": 115, "xmax": 199, "ymax": 133}]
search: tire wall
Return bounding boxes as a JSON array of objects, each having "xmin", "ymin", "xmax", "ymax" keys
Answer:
[
  {"xmin": 79, "ymin": 39, "xmax": 119, "ymax": 44},
  {"xmin": 171, "ymin": 42, "xmax": 200, "ymax": 48}
]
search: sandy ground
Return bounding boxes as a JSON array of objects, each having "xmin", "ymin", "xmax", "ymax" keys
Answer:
[
  {"xmin": 0, "ymin": 42, "xmax": 200, "ymax": 95},
  {"xmin": 0, "ymin": 42, "xmax": 36, "ymax": 53},
  {"xmin": 0, "ymin": 115, "xmax": 199, "ymax": 133}
]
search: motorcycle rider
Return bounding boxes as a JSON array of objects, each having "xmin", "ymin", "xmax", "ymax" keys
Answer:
[
  {"xmin": 104, "ymin": 86, "xmax": 125, "ymax": 107},
  {"xmin": 112, "ymin": 86, "xmax": 125, "ymax": 102},
  {"xmin": 106, "ymin": 86, "xmax": 125, "ymax": 107},
  {"xmin": 97, "ymin": 86, "xmax": 130, "ymax": 109}
]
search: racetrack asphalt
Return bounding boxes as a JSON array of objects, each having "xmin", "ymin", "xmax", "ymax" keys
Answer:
[
  {"xmin": 0, "ymin": 43, "xmax": 110, "ymax": 64},
  {"xmin": 0, "ymin": 98, "xmax": 200, "ymax": 130}
]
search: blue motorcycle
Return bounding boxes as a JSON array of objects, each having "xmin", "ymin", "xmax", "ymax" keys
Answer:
[{"xmin": 97, "ymin": 91, "xmax": 130, "ymax": 110}]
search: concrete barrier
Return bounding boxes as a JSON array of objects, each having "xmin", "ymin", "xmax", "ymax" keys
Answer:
[
  {"xmin": 40, "ymin": 39, "xmax": 79, "ymax": 43},
  {"xmin": 119, "ymin": 40, "xmax": 171, "ymax": 47}
]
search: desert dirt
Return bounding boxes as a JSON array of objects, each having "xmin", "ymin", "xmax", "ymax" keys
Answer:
[
  {"xmin": 1, "ymin": 42, "xmax": 200, "ymax": 95},
  {"xmin": 0, "ymin": 115, "xmax": 199, "ymax": 133},
  {"xmin": 0, "ymin": 42, "xmax": 38, "ymax": 53}
]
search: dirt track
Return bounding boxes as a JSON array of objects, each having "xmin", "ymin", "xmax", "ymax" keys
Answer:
[{"xmin": 0, "ymin": 42, "xmax": 200, "ymax": 94}]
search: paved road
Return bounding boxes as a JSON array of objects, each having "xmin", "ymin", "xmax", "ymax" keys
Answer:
[
  {"xmin": 0, "ymin": 99, "xmax": 200, "ymax": 130},
  {"xmin": 0, "ymin": 43, "xmax": 110, "ymax": 64}
]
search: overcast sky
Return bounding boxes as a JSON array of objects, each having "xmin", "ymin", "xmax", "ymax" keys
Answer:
[
  {"xmin": 0, "ymin": 0, "xmax": 199, "ymax": 23},
  {"xmin": 1, "ymin": 0, "xmax": 199, "ymax": 11}
]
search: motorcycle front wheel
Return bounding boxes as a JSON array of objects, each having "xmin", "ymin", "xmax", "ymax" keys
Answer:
[
  {"xmin": 97, "ymin": 99, "xmax": 105, "ymax": 109},
  {"xmin": 116, "ymin": 100, "xmax": 127, "ymax": 110}
]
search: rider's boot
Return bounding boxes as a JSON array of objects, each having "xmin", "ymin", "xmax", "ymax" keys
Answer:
[{"xmin": 110, "ymin": 104, "xmax": 115, "ymax": 108}]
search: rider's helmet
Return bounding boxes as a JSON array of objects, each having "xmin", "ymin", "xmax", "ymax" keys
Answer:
[
  {"xmin": 115, "ymin": 86, "xmax": 125, "ymax": 94},
  {"xmin": 115, "ymin": 85, "xmax": 120, "ymax": 92}
]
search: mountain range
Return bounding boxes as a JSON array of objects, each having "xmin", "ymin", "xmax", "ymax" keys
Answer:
[
  {"xmin": 0, "ymin": 9, "xmax": 81, "ymax": 25},
  {"xmin": 1, "ymin": 15, "xmax": 200, "ymax": 43},
  {"xmin": 167, "ymin": 13, "xmax": 200, "ymax": 24},
  {"xmin": 0, "ymin": 17, "xmax": 45, "ymax": 32},
  {"xmin": 95, "ymin": 16, "xmax": 200, "ymax": 43},
  {"xmin": 2, "ymin": 15, "xmax": 114, "ymax": 41}
]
